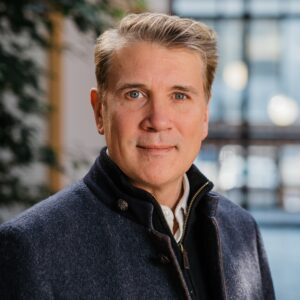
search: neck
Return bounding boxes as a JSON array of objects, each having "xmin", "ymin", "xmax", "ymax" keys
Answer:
[{"xmin": 131, "ymin": 177, "xmax": 184, "ymax": 211}]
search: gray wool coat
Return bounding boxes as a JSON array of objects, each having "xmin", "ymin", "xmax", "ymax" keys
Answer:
[{"xmin": 0, "ymin": 149, "xmax": 275, "ymax": 299}]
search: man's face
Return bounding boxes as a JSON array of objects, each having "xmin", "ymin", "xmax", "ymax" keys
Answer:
[{"xmin": 91, "ymin": 42, "xmax": 209, "ymax": 193}]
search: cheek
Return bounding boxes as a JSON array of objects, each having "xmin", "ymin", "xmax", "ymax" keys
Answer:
[
  {"xmin": 185, "ymin": 110, "xmax": 206, "ymax": 129},
  {"xmin": 181, "ymin": 113, "xmax": 208, "ymax": 143},
  {"xmin": 107, "ymin": 109, "xmax": 137, "ymax": 139}
]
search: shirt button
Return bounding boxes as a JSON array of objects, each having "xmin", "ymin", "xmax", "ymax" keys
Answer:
[
  {"xmin": 159, "ymin": 254, "xmax": 170, "ymax": 265},
  {"xmin": 117, "ymin": 199, "xmax": 128, "ymax": 212}
]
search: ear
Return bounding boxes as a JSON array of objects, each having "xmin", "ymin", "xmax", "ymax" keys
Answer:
[
  {"xmin": 90, "ymin": 88, "xmax": 105, "ymax": 135},
  {"xmin": 201, "ymin": 105, "xmax": 209, "ymax": 140}
]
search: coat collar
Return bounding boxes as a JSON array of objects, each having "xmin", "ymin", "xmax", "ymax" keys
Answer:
[{"xmin": 84, "ymin": 147, "xmax": 218, "ymax": 226}]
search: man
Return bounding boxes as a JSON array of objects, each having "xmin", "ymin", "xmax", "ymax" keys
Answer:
[{"xmin": 0, "ymin": 13, "xmax": 274, "ymax": 299}]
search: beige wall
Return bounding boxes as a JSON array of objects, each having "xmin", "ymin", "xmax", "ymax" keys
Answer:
[{"xmin": 62, "ymin": 19, "xmax": 104, "ymax": 185}]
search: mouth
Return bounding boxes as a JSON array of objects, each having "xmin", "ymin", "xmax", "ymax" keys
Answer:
[{"xmin": 136, "ymin": 144, "xmax": 176, "ymax": 154}]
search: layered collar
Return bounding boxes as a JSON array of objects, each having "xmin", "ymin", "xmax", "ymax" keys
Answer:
[{"xmin": 84, "ymin": 147, "xmax": 218, "ymax": 228}]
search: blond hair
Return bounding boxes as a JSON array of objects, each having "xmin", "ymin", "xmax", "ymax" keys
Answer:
[{"xmin": 95, "ymin": 13, "xmax": 218, "ymax": 100}]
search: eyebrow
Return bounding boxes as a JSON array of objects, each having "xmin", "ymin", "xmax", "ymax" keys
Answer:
[
  {"xmin": 172, "ymin": 85, "xmax": 200, "ymax": 95},
  {"xmin": 115, "ymin": 83, "xmax": 147, "ymax": 93},
  {"xmin": 115, "ymin": 83, "xmax": 200, "ymax": 95}
]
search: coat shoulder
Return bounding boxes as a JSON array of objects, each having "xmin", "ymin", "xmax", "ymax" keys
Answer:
[
  {"xmin": 0, "ymin": 180, "xmax": 98, "ymax": 235},
  {"xmin": 207, "ymin": 191, "xmax": 257, "ymax": 228}
]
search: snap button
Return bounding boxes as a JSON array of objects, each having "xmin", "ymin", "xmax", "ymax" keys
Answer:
[
  {"xmin": 159, "ymin": 254, "xmax": 170, "ymax": 265},
  {"xmin": 117, "ymin": 199, "xmax": 128, "ymax": 212}
]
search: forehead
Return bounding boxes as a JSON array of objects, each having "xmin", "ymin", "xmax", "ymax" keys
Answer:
[{"xmin": 107, "ymin": 41, "xmax": 205, "ymax": 90}]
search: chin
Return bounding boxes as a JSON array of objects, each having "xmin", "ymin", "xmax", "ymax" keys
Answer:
[{"xmin": 136, "ymin": 172, "xmax": 180, "ymax": 188}]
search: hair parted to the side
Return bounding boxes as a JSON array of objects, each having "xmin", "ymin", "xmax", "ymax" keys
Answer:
[{"xmin": 94, "ymin": 12, "xmax": 218, "ymax": 100}]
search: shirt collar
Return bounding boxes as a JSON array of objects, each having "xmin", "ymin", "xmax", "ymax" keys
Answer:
[{"xmin": 160, "ymin": 174, "xmax": 190, "ymax": 242}]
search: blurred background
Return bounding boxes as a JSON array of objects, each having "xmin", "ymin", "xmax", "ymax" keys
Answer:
[{"xmin": 0, "ymin": 0, "xmax": 299, "ymax": 299}]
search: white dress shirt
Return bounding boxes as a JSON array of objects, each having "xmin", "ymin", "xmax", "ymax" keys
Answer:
[{"xmin": 160, "ymin": 174, "xmax": 190, "ymax": 242}]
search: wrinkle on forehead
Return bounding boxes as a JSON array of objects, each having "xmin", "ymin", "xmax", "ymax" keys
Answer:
[{"xmin": 107, "ymin": 41, "xmax": 205, "ymax": 95}]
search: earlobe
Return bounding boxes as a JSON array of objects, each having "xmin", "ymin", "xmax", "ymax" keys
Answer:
[{"xmin": 90, "ymin": 88, "xmax": 105, "ymax": 135}]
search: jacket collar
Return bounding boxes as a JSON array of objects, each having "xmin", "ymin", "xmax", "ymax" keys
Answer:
[{"xmin": 84, "ymin": 147, "xmax": 218, "ymax": 225}]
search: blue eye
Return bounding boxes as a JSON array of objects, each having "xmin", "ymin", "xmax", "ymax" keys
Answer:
[
  {"xmin": 174, "ymin": 93, "xmax": 187, "ymax": 100},
  {"xmin": 128, "ymin": 90, "xmax": 142, "ymax": 99}
]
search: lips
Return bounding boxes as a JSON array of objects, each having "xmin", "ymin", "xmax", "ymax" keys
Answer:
[
  {"xmin": 136, "ymin": 145, "xmax": 176, "ymax": 154},
  {"xmin": 137, "ymin": 145, "xmax": 175, "ymax": 150}
]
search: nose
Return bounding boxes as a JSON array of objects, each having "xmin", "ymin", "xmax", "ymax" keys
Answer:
[{"xmin": 140, "ymin": 98, "xmax": 172, "ymax": 132}]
